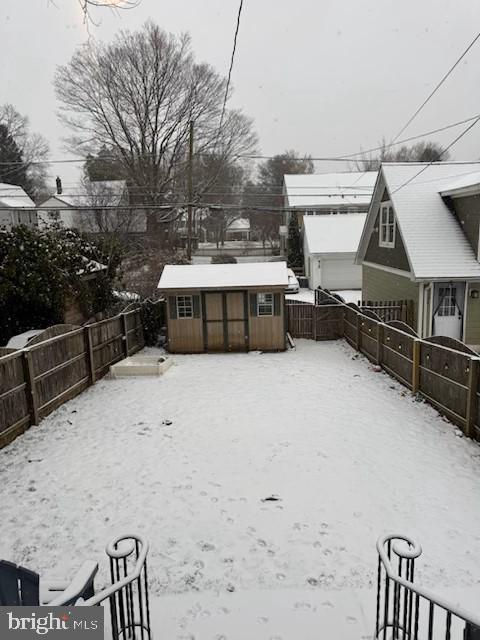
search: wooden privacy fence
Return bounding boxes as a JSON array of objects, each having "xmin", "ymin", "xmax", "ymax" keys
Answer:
[
  {"xmin": 0, "ymin": 308, "xmax": 145, "ymax": 449},
  {"xmin": 291, "ymin": 290, "xmax": 480, "ymax": 442},
  {"xmin": 286, "ymin": 299, "xmax": 344, "ymax": 341},
  {"xmin": 359, "ymin": 299, "xmax": 414, "ymax": 326}
]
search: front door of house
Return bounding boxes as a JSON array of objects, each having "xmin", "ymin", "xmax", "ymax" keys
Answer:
[
  {"xmin": 432, "ymin": 283, "xmax": 465, "ymax": 340},
  {"xmin": 203, "ymin": 291, "xmax": 248, "ymax": 351}
]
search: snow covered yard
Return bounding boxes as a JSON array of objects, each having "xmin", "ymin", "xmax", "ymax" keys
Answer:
[{"xmin": 1, "ymin": 340, "xmax": 480, "ymax": 638}]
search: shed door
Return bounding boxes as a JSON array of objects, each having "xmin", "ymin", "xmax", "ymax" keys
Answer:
[
  {"xmin": 204, "ymin": 293, "xmax": 225, "ymax": 351},
  {"xmin": 203, "ymin": 291, "xmax": 248, "ymax": 351}
]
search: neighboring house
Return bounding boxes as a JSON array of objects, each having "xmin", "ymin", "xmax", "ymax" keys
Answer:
[
  {"xmin": 356, "ymin": 162, "xmax": 480, "ymax": 345},
  {"xmin": 283, "ymin": 171, "xmax": 377, "ymax": 227},
  {"xmin": 38, "ymin": 180, "xmax": 146, "ymax": 233},
  {"xmin": 225, "ymin": 217, "xmax": 250, "ymax": 241},
  {"xmin": 303, "ymin": 214, "xmax": 366, "ymax": 290},
  {"xmin": 158, "ymin": 262, "xmax": 288, "ymax": 353},
  {"xmin": 0, "ymin": 183, "xmax": 37, "ymax": 229}
]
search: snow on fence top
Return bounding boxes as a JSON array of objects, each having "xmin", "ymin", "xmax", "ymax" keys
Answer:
[{"xmin": 158, "ymin": 262, "xmax": 289, "ymax": 290}]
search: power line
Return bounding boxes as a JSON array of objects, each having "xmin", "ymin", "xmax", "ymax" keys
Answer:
[
  {"xmin": 391, "ymin": 29, "xmax": 480, "ymax": 142},
  {"xmin": 0, "ymin": 111, "xmax": 479, "ymax": 170},
  {"xmin": 216, "ymin": 0, "xmax": 245, "ymax": 139},
  {"xmin": 392, "ymin": 116, "xmax": 480, "ymax": 194}
]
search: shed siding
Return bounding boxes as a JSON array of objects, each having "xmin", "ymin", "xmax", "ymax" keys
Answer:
[
  {"xmin": 465, "ymin": 281, "xmax": 480, "ymax": 345},
  {"xmin": 451, "ymin": 195, "xmax": 480, "ymax": 258},
  {"xmin": 248, "ymin": 287, "xmax": 285, "ymax": 351},
  {"xmin": 166, "ymin": 294, "xmax": 204, "ymax": 353},
  {"xmin": 364, "ymin": 211, "xmax": 410, "ymax": 271},
  {"xmin": 362, "ymin": 265, "xmax": 419, "ymax": 326}
]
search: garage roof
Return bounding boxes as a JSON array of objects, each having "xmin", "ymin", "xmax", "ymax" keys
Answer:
[
  {"xmin": 304, "ymin": 213, "xmax": 367, "ymax": 255},
  {"xmin": 284, "ymin": 172, "xmax": 376, "ymax": 208},
  {"xmin": 158, "ymin": 261, "xmax": 289, "ymax": 290}
]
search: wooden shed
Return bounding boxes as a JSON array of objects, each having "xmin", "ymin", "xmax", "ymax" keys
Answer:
[{"xmin": 158, "ymin": 262, "xmax": 288, "ymax": 353}]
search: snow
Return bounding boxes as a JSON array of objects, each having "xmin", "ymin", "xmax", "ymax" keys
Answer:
[
  {"xmin": 284, "ymin": 172, "xmax": 377, "ymax": 208},
  {"xmin": 286, "ymin": 288, "xmax": 314, "ymax": 303},
  {"xmin": 303, "ymin": 213, "xmax": 367, "ymax": 254},
  {"xmin": 1, "ymin": 340, "xmax": 480, "ymax": 639},
  {"xmin": 285, "ymin": 288, "xmax": 361, "ymax": 304},
  {"xmin": 158, "ymin": 261, "xmax": 288, "ymax": 290},
  {"xmin": 332, "ymin": 289, "xmax": 361, "ymax": 304},
  {"xmin": 6, "ymin": 329, "xmax": 43, "ymax": 349},
  {"xmin": 0, "ymin": 182, "xmax": 36, "ymax": 208},
  {"xmin": 358, "ymin": 163, "xmax": 480, "ymax": 280}
]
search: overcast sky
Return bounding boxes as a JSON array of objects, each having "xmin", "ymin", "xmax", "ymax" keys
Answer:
[{"xmin": 1, "ymin": 0, "xmax": 480, "ymax": 187}]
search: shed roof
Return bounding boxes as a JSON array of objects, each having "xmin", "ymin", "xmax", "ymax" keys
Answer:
[
  {"xmin": 303, "ymin": 213, "xmax": 367, "ymax": 255},
  {"xmin": 0, "ymin": 183, "xmax": 36, "ymax": 208},
  {"xmin": 284, "ymin": 172, "xmax": 377, "ymax": 208},
  {"xmin": 158, "ymin": 261, "xmax": 288, "ymax": 290},
  {"xmin": 357, "ymin": 162, "xmax": 480, "ymax": 280}
]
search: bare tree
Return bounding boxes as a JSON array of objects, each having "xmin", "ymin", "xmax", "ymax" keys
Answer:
[
  {"xmin": 73, "ymin": 177, "xmax": 145, "ymax": 237},
  {"xmin": 55, "ymin": 22, "xmax": 257, "ymax": 243},
  {"xmin": 354, "ymin": 139, "xmax": 448, "ymax": 171},
  {"xmin": 78, "ymin": 0, "xmax": 142, "ymax": 25},
  {"xmin": 0, "ymin": 104, "xmax": 50, "ymax": 199}
]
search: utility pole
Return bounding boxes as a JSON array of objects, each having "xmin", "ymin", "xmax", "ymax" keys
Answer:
[{"xmin": 187, "ymin": 120, "xmax": 194, "ymax": 261}]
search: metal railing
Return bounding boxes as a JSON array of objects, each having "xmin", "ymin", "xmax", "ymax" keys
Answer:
[
  {"xmin": 375, "ymin": 534, "xmax": 480, "ymax": 639},
  {"xmin": 80, "ymin": 534, "xmax": 152, "ymax": 640}
]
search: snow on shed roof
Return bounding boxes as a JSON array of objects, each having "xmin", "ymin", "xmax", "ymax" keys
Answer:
[
  {"xmin": 304, "ymin": 213, "xmax": 367, "ymax": 255},
  {"xmin": 360, "ymin": 162, "xmax": 480, "ymax": 280},
  {"xmin": 284, "ymin": 172, "xmax": 377, "ymax": 208},
  {"xmin": 158, "ymin": 261, "xmax": 288, "ymax": 290},
  {"xmin": 0, "ymin": 183, "xmax": 36, "ymax": 208}
]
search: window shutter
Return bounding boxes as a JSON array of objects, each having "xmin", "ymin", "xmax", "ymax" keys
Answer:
[
  {"xmin": 193, "ymin": 295, "xmax": 201, "ymax": 318},
  {"xmin": 249, "ymin": 293, "xmax": 257, "ymax": 316},
  {"xmin": 168, "ymin": 296, "xmax": 177, "ymax": 320},
  {"xmin": 273, "ymin": 293, "xmax": 281, "ymax": 316}
]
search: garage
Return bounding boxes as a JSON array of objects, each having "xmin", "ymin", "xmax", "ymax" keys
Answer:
[{"xmin": 303, "ymin": 214, "xmax": 366, "ymax": 290}]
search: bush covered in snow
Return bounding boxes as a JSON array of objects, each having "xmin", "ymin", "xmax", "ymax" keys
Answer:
[{"xmin": 0, "ymin": 225, "xmax": 122, "ymax": 344}]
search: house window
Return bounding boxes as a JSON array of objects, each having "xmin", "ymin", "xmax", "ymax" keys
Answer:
[
  {"xmin": 257, "ymin": 292, "xmax": 274, "ymax": 316},
  {"xmin": 437, "ymin": 286, "xmax": 457, "ymax": 317},
  {"xmin": 48, "ymin": 210, "xmax": 60, "ymax": 220},
  {"xmin": 379, "ymin": 203, "xmax": 395, "ymax": 248},
  {"xmin": 176, "ymin": 295, "xmax": 193, "ymax": 318}
]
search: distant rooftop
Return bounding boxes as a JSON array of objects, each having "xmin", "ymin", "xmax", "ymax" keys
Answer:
[
  {"xmin": 158, "ymin": 261, "xmax": 288, "ymax": 290},
  {"xmin": 41, "ymin": 180, "xmax": 127, "ymax": 208},
  {"xmin": 0, "ymin": 183, "xmax": 36, "ymax": 208},
  {"xmin": 284, "ymin": 171, "xmax": 377, "ymax": 208}
]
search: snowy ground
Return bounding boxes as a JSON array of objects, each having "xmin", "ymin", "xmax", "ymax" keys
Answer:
[
  {"xmin": 1, "ymin": 341, "xmax": 480, "ymax": 639},
  {"xmin": 286, "ymin": 288, "xmax": 361, "ymax": 304}
]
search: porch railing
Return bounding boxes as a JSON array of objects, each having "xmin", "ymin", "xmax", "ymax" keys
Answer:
[
  {"xmin": 375, "ymin": 534, "xmax": 480, "ymax": 639},
  {"xmin": 79, "ymin": 533, "xmax": 152, "ymax": 640}
]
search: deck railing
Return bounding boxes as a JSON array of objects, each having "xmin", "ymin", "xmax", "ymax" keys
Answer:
[
  {"xmin": 375, "ymin": 534, "xmax": 480, "ymax": 639},
  {"xmin": 80, "ymin": 534, "xmax": 152, "ymax": 640}
]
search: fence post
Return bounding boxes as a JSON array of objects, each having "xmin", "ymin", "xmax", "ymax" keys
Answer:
[
  {"xmin": 411, "ymin": 339, "xmax": 421, "ymax": 395},
  {"xmin": 122, "ymin": 313, "xmax": 129, "ymax": 357},
  {"xmin": 376, "ymin": 323, "xmax": 384, "ymax": 365},
  {"xmin": 22, "ymin": 350, "xmax": 39, "ymax": 425},
  {"xmin": 85, "ymin": 325, "xmax": 95, "ymax": 385},
  {"xmin": 356, "ymin": 313, "xmax": 362, "ymax": 352},
  {"xmin": 465, "ymin": 357, "xmax": 480, "ymax": 438}
]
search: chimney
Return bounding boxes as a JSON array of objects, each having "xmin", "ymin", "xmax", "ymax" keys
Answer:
[{"xmin": 56, "ymin": 176, "xmax": 62, "ymax": 195}]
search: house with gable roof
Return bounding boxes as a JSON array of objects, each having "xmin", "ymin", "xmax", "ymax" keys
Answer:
[{"xmin": 356, "ymin": 162, "xmax": 480, "ymax": 346}]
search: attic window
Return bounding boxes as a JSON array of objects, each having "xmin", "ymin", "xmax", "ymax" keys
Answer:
[{"xmin": 379, "ymin": 202, "xmax": 395, "ymax": 248}]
